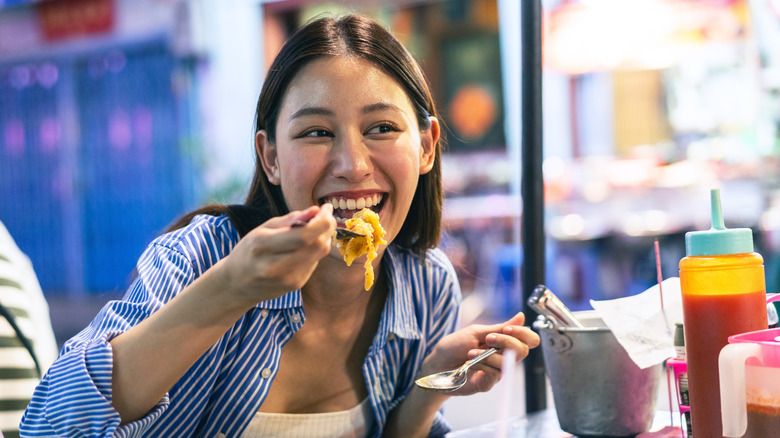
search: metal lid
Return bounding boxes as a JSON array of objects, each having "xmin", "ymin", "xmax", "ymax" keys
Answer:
[{"xmin": 673, "ymin": 323, "xmax": 685, "ymax": 347}]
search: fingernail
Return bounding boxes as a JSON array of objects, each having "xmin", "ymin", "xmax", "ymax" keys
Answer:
[{"xmin": 486, "ymin": 333, "xmax": 497, "ymax": 343}]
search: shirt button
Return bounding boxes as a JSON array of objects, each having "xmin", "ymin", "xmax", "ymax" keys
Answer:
[
  {"xmin": 261, "ymin": 368, "xmax": 272, "ymax": 378},
  {"xmin": 215, "ymin": 434, "xmax": 226, "ymax": 438},
  {"xmin": 387, "ymin": 333, "xmax": 396, "ymax": 341},
  {"xmin": 291, "ymin": 313, "xmax": 301, "ymax": 323},
  {"xmin": 259, "ymin": 309, "xmax": 269, "ymax": 318}
]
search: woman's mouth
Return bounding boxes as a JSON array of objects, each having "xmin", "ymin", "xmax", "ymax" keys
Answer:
[{"xmin": 320, "ymin": 194, "xmax": 384, "ymax": 224}]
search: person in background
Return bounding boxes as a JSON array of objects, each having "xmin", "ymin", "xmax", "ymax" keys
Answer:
[
  {"xmin": 0, "ymin": 220, "xmax": 58, "ymax": 438},
  {"xmin": 21, "ymin": 14, "xmax": 539, "ymax": 437}
]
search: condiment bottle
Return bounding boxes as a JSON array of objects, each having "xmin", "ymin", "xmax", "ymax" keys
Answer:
[
  {"xmin": 673, "ymin": 323, "xmax": 692, "ymax": 437},
  {"xmin": 673, "ymin": 324, "xmax": 689, "ymax": 405},
  {"xmin": 679, "ymin": 189, "xmax": 768, "ymax": 437}
]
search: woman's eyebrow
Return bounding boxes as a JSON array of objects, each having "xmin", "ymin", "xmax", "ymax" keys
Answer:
[
  {"xmin": 362, "ymin": 102, "xmax": 404, "ymax": 114},
  {"xmin": 288, "ymin": 107, "xmax": 334, "ymax": 121},
  {"xmin": 288, "ymin": 103, "xmax": 404, "ymax": 121}
]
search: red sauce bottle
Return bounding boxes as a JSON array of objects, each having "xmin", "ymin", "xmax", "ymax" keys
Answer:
[{"xmin": 679, "ymin": 189, "xmax": 768, "ymax": 437}]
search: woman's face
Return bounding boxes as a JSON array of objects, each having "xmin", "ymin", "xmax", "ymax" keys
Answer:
[{"xmin": 257, "ymin": 56, "xmax": 438, "ymax": 254}]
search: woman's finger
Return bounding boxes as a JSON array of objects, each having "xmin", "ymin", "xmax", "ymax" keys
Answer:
[
  {"xmin": 470, "ymin": 312, "xmax": 529, "ymax": 340},
  {"xmin": 465, "ymin": 366, "xmax": 502, "ymax": 393},
  {"xmin": 502, "ymin": 325, "xmax": 540, "ymax": 349},
  {"xmin": 246, "ymin": 207, "xmax": 335, "ymax": 255},
  {"xmin": 484, "ymin": 331, "xmax": 536, "ymax": 360}
]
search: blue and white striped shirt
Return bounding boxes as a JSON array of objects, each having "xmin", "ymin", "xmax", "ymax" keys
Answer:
[{"xmin": 21, "ymin": 214, "xmax": 461, "ymax": 437}]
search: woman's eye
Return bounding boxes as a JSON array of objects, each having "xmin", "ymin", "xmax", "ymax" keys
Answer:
[
  {"xmin": 366, "ymin": 123, "xmax": 399, "ymax": 135},
  {"xmin": 301, "ymin": 129, "xmax": 333, "ymax": 138}
]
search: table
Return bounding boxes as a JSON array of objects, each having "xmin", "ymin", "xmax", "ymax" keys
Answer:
[{"xmin": 446, "ymin": 408, "xmax": 686, "ymax": 438}]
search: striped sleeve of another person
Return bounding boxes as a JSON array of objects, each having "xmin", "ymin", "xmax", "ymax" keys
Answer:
[
  {"xmin": 0, "ymin": 266, "xmax": 41, "ymax": 438},
  {"xmin": 0, "ymin": 221, "xmax": 58, "ymax": 438}
]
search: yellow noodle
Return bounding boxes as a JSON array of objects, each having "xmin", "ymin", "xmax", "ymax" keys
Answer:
[{"xmin": 336, "ymin": 208, "xmax": 387, "ymax": 290}]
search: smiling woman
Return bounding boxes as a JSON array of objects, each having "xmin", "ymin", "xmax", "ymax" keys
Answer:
[{"xmin": 20, "ymin": 14, "xmax": 539, "ymax": 438}]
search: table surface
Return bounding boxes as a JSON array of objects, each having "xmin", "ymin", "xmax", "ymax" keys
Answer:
[{"xmin": 446, "ymin": 408, "xmax": 686, "ymax": 438}]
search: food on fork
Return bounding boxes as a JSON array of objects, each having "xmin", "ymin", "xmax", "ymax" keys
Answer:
[{"xmin": 336, "ymin": 208, "xmax": 387, "ymax": 290}]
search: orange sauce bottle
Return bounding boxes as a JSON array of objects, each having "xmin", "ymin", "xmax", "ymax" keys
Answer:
[{"xmin": 679, "ymin": 189, "xmax": 768, "ymax": 437}]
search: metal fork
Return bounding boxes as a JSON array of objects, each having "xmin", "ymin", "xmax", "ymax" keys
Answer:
[{"xmin": 291, "ymin": 220, "xmax": 365, "ymax": 239}]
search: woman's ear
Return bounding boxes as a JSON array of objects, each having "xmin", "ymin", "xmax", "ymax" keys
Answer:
[
  {"xmin": 419, "ymin": 116, "xmax": 440, "ymax": 175},
  {"xmin": 256, "ymin": 130, "xmax": 281, "ymax": 185}
]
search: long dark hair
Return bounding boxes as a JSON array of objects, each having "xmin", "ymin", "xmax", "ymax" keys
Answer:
[{"xmin": 168, "ymin": 14, "xmax": 444, "ymax": 255}]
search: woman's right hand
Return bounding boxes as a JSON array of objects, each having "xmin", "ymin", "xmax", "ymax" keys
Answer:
[
  {"xmin": 109, "ymin": 206, "xmax": 335, "ymax": 424},
  {"xmin": 217, "ymin": 203, "xmax": 336, "ymax": 306}
]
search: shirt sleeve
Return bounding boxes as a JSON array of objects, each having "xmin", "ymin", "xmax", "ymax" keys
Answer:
[
  {"xmin": 0, "ymin": 220, "xmax": 59, "ymax": 372},
  {"xmin": 425, "ymin": 248, "xmax": 463, "ymax": 357},
  {"xmin": 429, "ymin": 410, "xmax": 453, "ymax": 437},
  {"xmin": 426, "ymin": 249, "xmax": 462, "ymax": 437},
  {"xmin": 20, "ymin": 241, "xmax": 195, "ymax": 437}
]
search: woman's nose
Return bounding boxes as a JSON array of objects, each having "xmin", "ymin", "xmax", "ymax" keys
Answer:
[{"xmin": 330, "ymin": 132, "xmax": 372, "ymax": 180}]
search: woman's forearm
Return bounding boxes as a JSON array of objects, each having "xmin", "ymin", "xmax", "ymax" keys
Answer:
[
  {"xmin": 384, "ymin": 387, "xmax": 450, "ymax": 437},
  {"xmin": 109, "ymin": 262, "xmax": 249, "ymax": 423}
]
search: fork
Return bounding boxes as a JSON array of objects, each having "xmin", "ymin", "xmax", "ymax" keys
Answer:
[{"xmin": 291, "ymin": 220, "xmax": 365, "ymax": 239}]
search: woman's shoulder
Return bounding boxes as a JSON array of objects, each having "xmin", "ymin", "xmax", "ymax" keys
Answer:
[
  {"xmin": 388, "ymin": 245, "xmax": 456, "ymax": 275},
  {"xmin": 423, "ymin": 247, "xmax": 456, "ymax": 270},
  {"xmin": 386, "ymin": 245, "xmax": 460, "ymax": 301},
  {"xmin": 151, "ymin": 213, "xmax": 240, "ymax": 261}
]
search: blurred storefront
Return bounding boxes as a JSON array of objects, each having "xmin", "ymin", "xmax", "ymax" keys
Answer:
[
  {"xmin": 2, "ymin": 0, "xmax": 780, "ymax": 325},
  {"xmin": 540, "ymin": 0, "xmax": 780, "ymax": 311},
  {"xmin": 1, "ymin": 0, "xmax": 204, "ymax": 294}
]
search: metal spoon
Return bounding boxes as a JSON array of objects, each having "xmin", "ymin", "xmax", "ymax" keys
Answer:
[
  {"xmin": 414, "ymin": 347, "xmax": 500, "ymax": 392},
  {"xmin": 291, "ymin": 220, "xmax": 365, "ymax": 239}
]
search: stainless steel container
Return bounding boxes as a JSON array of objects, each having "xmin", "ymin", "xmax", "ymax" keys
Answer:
[{"xmin": 533, "ymin": 310, "xmax": 661, "ymax": 437}]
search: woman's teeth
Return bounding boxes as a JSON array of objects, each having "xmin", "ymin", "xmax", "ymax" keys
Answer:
[{"xmin": 327, "ymin": 194, "xmax": 382, "ymax": 211}]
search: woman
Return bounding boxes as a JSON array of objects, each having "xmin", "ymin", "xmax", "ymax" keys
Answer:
[{"xmin": 21, "ymin": 14, "xmax": 539, "ymax": 437}]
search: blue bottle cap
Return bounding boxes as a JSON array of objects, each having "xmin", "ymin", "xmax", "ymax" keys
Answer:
[{"xmin": 685, "ymin": 189, "xmax": 753, "ymax": 256}]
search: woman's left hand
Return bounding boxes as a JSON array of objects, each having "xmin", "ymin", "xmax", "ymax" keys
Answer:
[{"xmin": 419, "ymin": 312, "xmax": 540, "ymax": 396}]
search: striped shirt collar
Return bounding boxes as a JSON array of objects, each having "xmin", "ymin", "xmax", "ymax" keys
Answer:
[
  {"xmin": 252, "ymin": 245, "xmax": 422, "ymax": 343},
  {"xmin": 381, "ymin": 246, "xmax": 422, "ymax": 341}
]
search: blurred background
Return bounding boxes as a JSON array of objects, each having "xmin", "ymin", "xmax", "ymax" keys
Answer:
[{"xmin": 2, "ymin": 0, "xmax": 780, "ymax": 427}]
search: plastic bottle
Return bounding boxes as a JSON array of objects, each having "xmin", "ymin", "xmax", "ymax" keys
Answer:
[{"xmin": 679, "ymin": 189, "xmax": 768, "ymax": 438}]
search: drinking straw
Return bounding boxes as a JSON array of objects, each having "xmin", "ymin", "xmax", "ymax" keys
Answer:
[
  {"xmin": 655, "ymin": 239, "xmax": 664, "ymax": 310},
  {"xmin": 495, "ymin": 349, "xmax": 516, "ymax": 438}
]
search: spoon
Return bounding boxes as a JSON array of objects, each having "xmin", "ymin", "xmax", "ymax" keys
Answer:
[
  {"xmin": 291, "ymin": 220, "xmax": 365, "ymax": 240},
  {"xmin": 415, "ymin": 347, "xmax": 500, "ymax": 392}
]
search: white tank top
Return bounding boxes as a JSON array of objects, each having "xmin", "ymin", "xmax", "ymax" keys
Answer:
[{"xmin": 239, "ymin": 398, "xmax": 374, "ymax": 438}]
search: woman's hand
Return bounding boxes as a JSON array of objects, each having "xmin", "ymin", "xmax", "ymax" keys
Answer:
[
  {"xmin": 216, "ymin": 203, "xmax": 337, "ymax": 307},
  {"xmin": 419, "ymin": 312, "xmax": 540, "ymax": 396},
  {"xmin": 386, "ymin": 313, "xmax": 539, "ymax": 437},
  {"xmin": 110, "ymin": 207, "xmax": 335, "ymax": 424}
]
